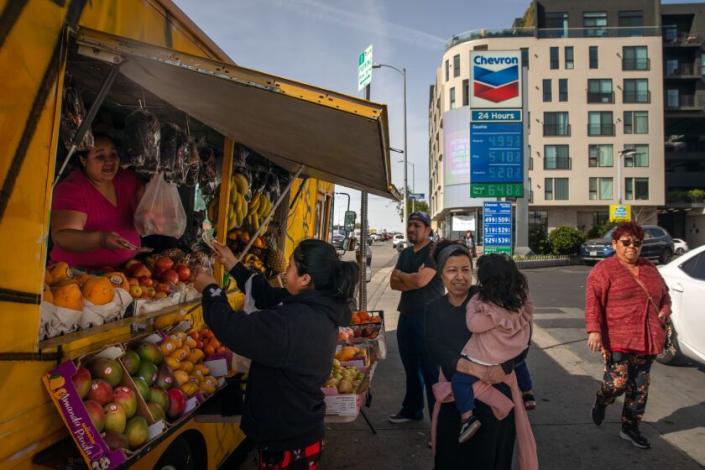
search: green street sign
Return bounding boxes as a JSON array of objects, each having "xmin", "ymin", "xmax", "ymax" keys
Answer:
[
  {"xmin": 358, "ymin": 45, "xmax": 373, "ymax": 91},
  {"xmin": 471, "ymin": 183, "xmax": 523, "ymax": 198}
]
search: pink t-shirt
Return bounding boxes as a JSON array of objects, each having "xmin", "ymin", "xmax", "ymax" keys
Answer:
[{"xmin": 50, "ymin": 169, "xmax": 142, "ymax": 269}]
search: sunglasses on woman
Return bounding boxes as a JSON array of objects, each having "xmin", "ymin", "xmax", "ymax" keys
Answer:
[{"xmin": 619, "ymin": 239, "xmax": 642, "ymax": 247}]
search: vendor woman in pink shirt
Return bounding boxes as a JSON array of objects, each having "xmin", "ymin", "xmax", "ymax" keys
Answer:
[{"xmin": 50, "ymin": 133, "xmax": 144, "ymax": 269}]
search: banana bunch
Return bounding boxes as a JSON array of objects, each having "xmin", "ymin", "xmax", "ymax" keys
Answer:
[
  {"xmin": 246, "ymin": 192, "xmax": 273, "ymax": 233},
  {"xmin": 227, "ymin": 172, "xmax": 250, "ymax": 230}
]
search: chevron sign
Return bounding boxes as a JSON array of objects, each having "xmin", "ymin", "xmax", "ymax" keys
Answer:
[{"xmin": 470, "ymin": 51, "xmax": 522, "ymax": 108}]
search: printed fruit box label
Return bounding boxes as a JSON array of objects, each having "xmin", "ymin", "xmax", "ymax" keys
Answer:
[{"xmin": 43, "ymin": 360, "xmax": 127, "ymax": 470}]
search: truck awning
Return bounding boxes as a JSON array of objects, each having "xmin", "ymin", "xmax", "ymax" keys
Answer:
[{"xmin": 76, "ymin": 28, "xmax": 398, "ymax": 199}]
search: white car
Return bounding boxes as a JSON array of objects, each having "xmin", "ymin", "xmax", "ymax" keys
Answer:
[
  {"xmin": 392, "ymin": 234, "xmax": 406, "ymax": 249},
  {"xmin": 657, "ymin": 245, "xmax": 705, "ymax": 366},
  {"xmin": 673, "ymin": 238, "xmax": 689, "ymax": 256}
]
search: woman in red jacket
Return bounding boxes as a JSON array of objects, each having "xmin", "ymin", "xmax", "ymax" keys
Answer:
[{"xmin": 585, "ymin": 221, "xmax": 671, "ymax": 449}]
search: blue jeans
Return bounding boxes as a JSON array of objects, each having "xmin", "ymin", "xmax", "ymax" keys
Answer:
[
  {"xmin": 452, "ymin": 360, "xmax": 533, "ymax": 415},
  {"xmin": 397, "ymin": 312, "xmax": 439, "ymax": 419}
]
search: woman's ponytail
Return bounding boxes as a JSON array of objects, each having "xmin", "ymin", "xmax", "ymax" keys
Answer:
[{"xmin": 333, "ymin": 261, "xmax": 359, "ymax": 300}]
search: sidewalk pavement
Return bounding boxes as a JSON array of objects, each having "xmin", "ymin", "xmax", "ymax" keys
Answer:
[{"xmin": 320, "ymin": 272, "xmax": 704, "ymax": 470}]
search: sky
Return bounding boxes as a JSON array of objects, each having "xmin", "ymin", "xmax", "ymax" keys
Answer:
[{"xmin": 174, "ymin": 0, "xmax": 699, "ymax": 232}]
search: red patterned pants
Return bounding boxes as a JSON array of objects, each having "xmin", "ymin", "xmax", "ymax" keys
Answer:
[
  {"xmin": 258, "ymin": 440, "xmax": 323, "ymax": 470},
  {"xmin": 596, "ymin": 351, "xmax": 654, "ymax": 428}
]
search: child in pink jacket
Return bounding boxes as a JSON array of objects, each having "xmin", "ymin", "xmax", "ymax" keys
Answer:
[{"xmin": 453, "ymin": 254, "xmax": 535, "ymax": 443}]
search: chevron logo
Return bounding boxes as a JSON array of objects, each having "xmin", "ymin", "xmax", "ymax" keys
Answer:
[{"xmin": 473, "ymin": 64, "xmax": 519, "ymax": 103}]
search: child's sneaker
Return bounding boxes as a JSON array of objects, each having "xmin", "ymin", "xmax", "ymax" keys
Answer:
[
  {"xmin": 523, "ymin": 393, "xmax": 537, "ymax": 411},
  {"xmin": 458, "ymin": 415, "xmax": 482, "ymax": 443}
]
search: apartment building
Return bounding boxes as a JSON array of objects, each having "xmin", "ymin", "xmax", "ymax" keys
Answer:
[{"xmin": 429, "ymin": 0, "xmax": 665, "ymax": 240}]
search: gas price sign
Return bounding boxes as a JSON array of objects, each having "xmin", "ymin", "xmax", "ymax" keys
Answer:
[
  {"xmin": 483, "ymin": 201, "xmax": 512, "ymax": 255},
  {"xmin": 470, "ymin": 110, "xmax": 524, "ymax": 197}
]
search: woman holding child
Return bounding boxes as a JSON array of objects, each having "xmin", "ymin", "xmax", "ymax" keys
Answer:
[{"xmin": 424, "ymin": 241, "xmax": 538, "ymax": 469}]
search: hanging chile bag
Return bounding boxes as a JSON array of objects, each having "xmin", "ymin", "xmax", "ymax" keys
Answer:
[
  {"xmin": 124, "ymin": 109, "xmax": 161, "ymax": 172},
  {"xmin": 60, "ymin": 85, "xmax": 94, "ymax": 151},
  {"xmin": 134, "ymin": 172, "xmax": 187, "ymax": 238}
]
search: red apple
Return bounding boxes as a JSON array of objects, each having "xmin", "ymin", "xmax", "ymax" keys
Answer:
[
  {"xmin": 175, "ymin": 265, "xmax": 191, "ymax": 282},
  {"xmin": 144, "ymin": 287, "xmax": 156, "ymax": 299},
  {"xmin": 128, "ymin": 263, "xmax": 151, "ymax": 279},
  {"xmin": 104, "ymin": 402, "xmax": 127, "ymax": 434},
  {"xmin": 139, "ymin": 276, "xmax": 154, "ymax": 288},
  {"xmin": 155, "ymin": 282, "xmax": 171, "ymax": 294},
  {"xmin": 124, "ymin": 259, "xmax": 140, "ymax": 270},
  {"xmin": 72, "ymin": 367, "xmax": 92, "ymax": 399},
  {"xmin": 155, "ymin": 256, "xmax": 175, "ymax": 272},
  {"xmin": 127, "ymin": 277, "xmax": 139, "ymax": 286},
  {"xmin": 88, "ymin": 379, "xmax": 114, "ymax": 405},
  {"xmin": 154, "ymin": 292, "xmax": 168, "ymax": 300},
  {"xmin": 166, "ymin": 388, "xmax": 187, "ymax": 419},
  {"xmin": 160, "ymin": 269, "xmax": 179, "ymax": 285},
  {"xmin": 84, "ymin": 399, "xmax": 105, "ymax": 431},
  {"xmin": 113, "ymin": 386, "xmax": 137, "ymax": 418}
]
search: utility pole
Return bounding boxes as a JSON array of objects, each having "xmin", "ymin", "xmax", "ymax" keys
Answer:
[{"xmin": 359, "ymin": 83, "xmax": 370, "ymax": 310}]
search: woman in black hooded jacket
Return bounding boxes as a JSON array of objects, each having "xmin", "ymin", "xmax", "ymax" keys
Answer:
[{"xmin": 193, "ymin": 239, "xmax": 358, "ymax": 469}]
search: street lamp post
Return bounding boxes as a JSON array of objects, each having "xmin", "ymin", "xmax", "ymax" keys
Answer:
[
  {"xmin": 398, "ymin": 159, "xmax": 416, "ymax": 211},
  {"xmin": 617, "ymin": 148, "xmax": 637, "ymax": 204},
  {"xmin": 373, "ymin": 63, "xmax": 407, "ymax": 225}
]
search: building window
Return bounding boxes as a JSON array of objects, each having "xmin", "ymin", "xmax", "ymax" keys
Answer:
[
  {"xmin": 543, "ymin": 112, "xmax": 570, "ymax": 136},
  {"xmin": 445, "ymin": 60, "xmax": 449, "ymax": 81},
  {"xmin": 450, "ymin": 87, "xmax": 456, "ymax": 109},
  {"xmin": 564, "ymin": 47, "xmax": 574, "ymax": 69},
  {"xmin": 623, "ymin": 79, "xmax": 649, "ymax": 103},
  {"xmin": 545, "ymin": 12, "xmax": 568, "ymax": 38},
  {"xmin": 624, "ymin": 111, "xmax": 648, "ymax": 134},
  {"xmin": 543, "ymin": 79, "xmax": 552, "ymax": 102},
  {"xmin": 589, "ymin": 144, "xmax": 613, "ymax": 167},
  {"xmin": 453, "ymin": 54, "xmax": 460, "ymax": 78},
  {"xmin": 623, "ymin": 46, "xmax": 649, "ymax": 70},
  {"xmin": 584, "ymin": 12, "xmax": 608, "ymax": 37},
  {"xmin": 666, "ymin": 89, "xmax": 680, "ymax": 108},
  {"xmin": 625, "ymin": 177, "xmax": 649, "ymax": 200},
  {"xmin": 462, "ymin": 79, "xmax": 469, "ymax": 106},
  {"xmin": 545, "ymin": 178, "xmax": 569, "ymax": 200},
  {"xmin": 588, "ymin": 111, "xmax": 614, "ymax": 136},
  {"xmin": 589, "ymin": 177, "xmax": 613, "ymax": 200},
  {"xmin": 587, "ymin": 79, "xmax": 613, "ymax": 103},
  {"xmin": 544, "ymin": 145, "xmax": 570, "ymax": 169},
  {"xmin": 624, "ymin": 144, "xmax": 649, "ymax": 167},
  {"xmin": 550, "ymin": 47, "xmax": 559, "ymax": 69},
  {"xmin": 559, "ymin": 79, "xmax": 568, "ymax": 102},
  {"xmin": 521, "ymin": 47, "xmax": 529, "ymax": 68},
  {"xmin": 701, "ymin": 53, "xmax": 705, "ymax": 75},
  {"xmin": 619, "ymin": 10, "xmax": 643, "ymax": 35},
  {"xmin": 589, "ymin": 46, "xmax": 598, "ymax": 69}
]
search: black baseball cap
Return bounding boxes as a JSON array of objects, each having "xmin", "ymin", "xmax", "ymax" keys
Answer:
[{"xmin": 408, "ymin": 211, "xmax": 431, "ymax": 226}]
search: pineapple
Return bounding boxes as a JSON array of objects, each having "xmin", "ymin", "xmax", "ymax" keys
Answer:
[{"xmin": 266, "ymin": 247, "xmax": 287, "ymax": 274}]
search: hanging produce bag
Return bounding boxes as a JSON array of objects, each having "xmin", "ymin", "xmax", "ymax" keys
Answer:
[
  {"xmin": 134, "ymin": 172, "xmax": 187, "ymax": 238},
  {"xmin": 124, "ymin": 109, "xmax": 160, "ymax": 171},
  {"xmin": 60, "ymin": 86, "xmax": 94, "ymax": 151}
]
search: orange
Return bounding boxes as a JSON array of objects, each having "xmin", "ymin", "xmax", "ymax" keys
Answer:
[
  {"xmin": 42, "ymin": 284, "xmax": 54, "ymax": 304},
  {"xmin": 81, "ymin": 276, "xmax": 115, "ymax": 305},
  {"xmin": 105, "ymin": 272, "xmax": 130, "ymax": 291},
  {"xmin": 52, "ymin": 282, "xmax": 83, "ymax": 311},
  {"xmin": 46, "ymin": 262, "xmax": 71, "ymax": 286}
]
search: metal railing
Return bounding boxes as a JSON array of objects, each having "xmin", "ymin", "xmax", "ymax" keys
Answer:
[
  {"xmin": 543, "ymin": 124, "xmax": 571, "ymax": 137},
  {"xmin": 665, "ymin": 94, "xmax": 696, "ymax": 109},
  {"xmin": 663, "ymin": 31, "xmax": 702, "ymax": 46},
  {"xmin": 544, "ymin": 157, "xmax": 572, "ymax": 170},
  {"xmin": 587, "ymin": 91, "xmax": 614, "ymax": 104},
  {"xmin": 623, "ymin": 90, "xmax": 651, "ymax": 103},
  {"xmin": 622, "ymin": 58, "xmax": 650, "ymax": 71},
  {"xmin": 588, "ymin": 123, "xmax": 616, "ymax": 136},
  {"xmin": 665, "ymin": 63, "xmax": 696, "ymax": 77}
]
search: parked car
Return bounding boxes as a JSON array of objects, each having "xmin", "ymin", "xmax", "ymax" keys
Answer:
[
  {"xmin": 580, "ymin": 225, "xmax": 674, "ymax": 264},
  {"xmin": 673, "ymin": 238, "xmax": 689, "ymax": 256},
  {"xmin": 392, "ymin": 233, "xmax": 406, "ymax": 250},
  {"xmin": 657, "ymin": 245, "xmax": 705, "ymax": 366},
  {"xmin": 331, "ymin": 231, "xmax": 346, "ymax": 250}
]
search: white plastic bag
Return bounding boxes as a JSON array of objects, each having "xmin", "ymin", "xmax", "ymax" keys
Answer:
[
  {"xmin": 80, "ymin": 288, "xmax": 133, "ymax": 329},
  {"xmin": 134, "ymin": 172, "xmax": 187, "ymax": 237}
]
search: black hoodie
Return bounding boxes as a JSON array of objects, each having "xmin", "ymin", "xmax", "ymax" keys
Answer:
[{"xmin": 201, "ymin": 263, "xmax": 351, "ymax": 451}]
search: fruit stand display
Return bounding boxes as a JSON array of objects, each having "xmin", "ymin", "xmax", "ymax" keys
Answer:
[
  {"xmin": 43, "ymin": 322, "xmax": 241, "ymax": 469},
  {"xmin": 324, "ymin": 310, "xmax": 386, "ymax": 431}
]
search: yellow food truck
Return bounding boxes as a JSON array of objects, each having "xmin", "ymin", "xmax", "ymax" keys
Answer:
[{"xmin": 0, "ymin": 1, "xmax": 394, "ymax": 468}]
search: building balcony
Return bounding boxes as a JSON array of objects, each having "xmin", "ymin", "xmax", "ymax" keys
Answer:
[
  {"xmin": 622, "ymin": 58, "xmax": 650, "ymax": 71},
  {"xmin": 587, "ymin": 91, "xmax": 614, "ymax": 104},
  {"xmin": 665, "ymin": 95, "xmax": 703, "ymax": 110},
  {"xmin": 588, "ymin": 124, "xmax": 616, "ymax": 136},
  {"xmin": 445, "ymin": 27, "xmax": 534, "ymax": 50},
  {"xmin": 537, "ymin": 26, "xmax": 660, "ymax": 39},
  {"xmin": 544, "ymin": 158, "xmax": 572, "ymax": 170},
  {"xmin": 665, "ymin": 63, "xmax": 701, "ymax": 79},
  {"xmin": 663, "ymin": 31, "xmax": 703, "ymax": 47},
  {"xmin": 543, "ymin": 124, "xmax": 571, "ymax": 137},
  {"xmin": 623, "ymin": 91, "xmax": 651, "ymax": 104}
]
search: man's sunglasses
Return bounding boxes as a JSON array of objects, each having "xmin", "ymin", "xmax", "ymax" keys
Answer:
[{"xmin": 619, "ymin": 239, "xmax": 642, "ymax": 247}]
